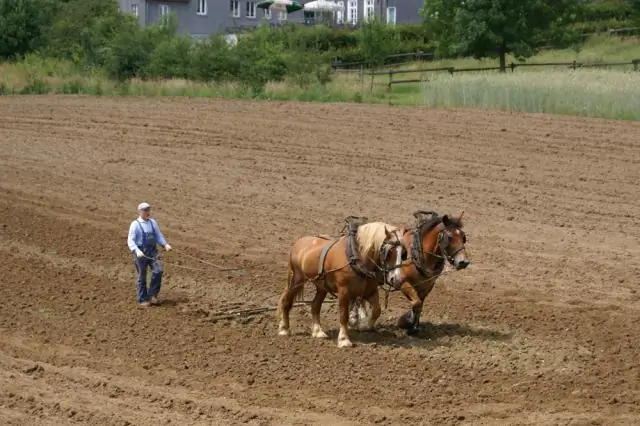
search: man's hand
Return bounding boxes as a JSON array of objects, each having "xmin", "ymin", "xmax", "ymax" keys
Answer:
[
  {"xmin": 135, "ymin": 249, "xmax": 145, "ymax": 258},
  {"xmin": 165, "ymin": 244, "xmax": 172, "ymax": 251}
]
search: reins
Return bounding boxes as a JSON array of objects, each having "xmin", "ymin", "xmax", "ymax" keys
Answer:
[{"xmin": 138, "ymin": 247, "xmax": 242, "ymax": 272}]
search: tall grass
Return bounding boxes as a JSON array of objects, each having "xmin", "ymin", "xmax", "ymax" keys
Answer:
[
  {"xmin": 3, "ymin": 37, "xmax": 640, "ymax": 121},
  {"xmin": 0, "ymin": 54, "xmax": 372, "ymax": 102},
  {"xmin": 419, "ymin": 68, "xmax": 640, "ymax": 120}
]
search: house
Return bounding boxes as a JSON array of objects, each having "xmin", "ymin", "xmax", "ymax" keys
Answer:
[{"xmin": 117, "ymin": 0, "xmax": 424, "ymax": 37}]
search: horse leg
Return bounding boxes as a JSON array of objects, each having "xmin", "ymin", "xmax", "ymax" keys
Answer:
[
  {"xmin": 310, "ymin": 287, "xmax": 328, "ymax": 339},
  {"xmin": 348, "ymin": 298, "xmax": 368, "ymax": 330},
  {"xmin": 359, "ymin": 287, "xmax": 381, "ymax": 332},
  {"xmin": 336, "ymin": 286, "xmax": 353, "ymax": 348},
  {"xmin": 411, "ymin": 282, "xmax": 436, "ymax": 333},
  {"xmin": 277, "ymin": 266, "xmax": 303, "ymax": 337},
  {"xmin": 397, "ymin": 281, "xmax": 423, "ymax": 335}
]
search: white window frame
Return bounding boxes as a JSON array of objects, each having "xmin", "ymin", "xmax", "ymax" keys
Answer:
[
  {"xmin": 363, "ymin": 0, "xmax": 374, "ymax": 22},
  {"xmin": 131, "ymin": 4, "xmax": 139, "ymax": 17},
  {"xmin": 278, "ymin": 10, "xmax": 287, "ymax": 20},
  {"xmin": 159, "ymin": 4, "xmax": 169, "ymax": 16},
  {"xmin": 347, "ymin": 0, "xmax": 357, "ymax": 24},
  {"xmin": 333, "ymin": 1, "xmax": 344, "ymax": 23},
  {"xmin": 264, "ymin": 8, "xmax": 271, "ymax": 19},
  {"xmin": 246, "ymin": 1, "xmax": 256, "ymax": 18},
  {"xmin": 386, "ymin": 6, "xmax": 396, "ymax": 25},
  {"xmin": 230, "ymin": 0, "xmax": 240, "ymax": 17},
  {"xmin": 197, "ymin": 0, "xmax": 207, "ymax": 16}
]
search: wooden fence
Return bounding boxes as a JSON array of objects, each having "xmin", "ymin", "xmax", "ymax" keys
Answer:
[
  {"xmin": 331, "ymin": 27, "xmax": 640, "ymax": 71},
  {"xmin": 368, "ymin": 59, "xmax": 640, "ymax": 90}
]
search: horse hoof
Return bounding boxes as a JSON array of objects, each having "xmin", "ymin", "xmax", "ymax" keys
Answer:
[
  {"xmin": 397, "ymin": 314, "xmax": 415, "ymax": 330},
  {"xmin": 337, "ymin": 339, "xmax": 353, "ymax": 348},
  {"xmin": 311, "ymin": 326, "xmax": 328, "ymax": 339},
  {"xmin": 278, "ymin": 329, "xmax": 290, "ymax": 337},
  {"xmin": 406, "ymin": 327, "xmax": 420, "ymax": 336}
]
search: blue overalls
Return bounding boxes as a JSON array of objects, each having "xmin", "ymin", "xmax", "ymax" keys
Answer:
[{"xmin": 134, "ymin": 220, "xmax": 163, "ymax": 303}]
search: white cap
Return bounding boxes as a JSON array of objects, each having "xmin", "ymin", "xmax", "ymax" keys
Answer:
[{"xmin": 137, "ymin": 202, "xmax": 151, "ymax": 211}]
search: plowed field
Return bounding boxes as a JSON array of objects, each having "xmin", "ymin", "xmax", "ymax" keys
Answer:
[{"xmin": 1, "ymin": 95, "xmax": 640, "ymax": 425}]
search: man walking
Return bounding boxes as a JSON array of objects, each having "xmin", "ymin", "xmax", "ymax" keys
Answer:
[{"xmin": 127, "ymin": 202, "xmax": 172, "ymax": 307}]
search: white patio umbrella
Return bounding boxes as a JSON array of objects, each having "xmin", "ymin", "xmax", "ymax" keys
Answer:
[{"xmin": 303, "ymin": 0, "xmax": 343, "ymax": 12}]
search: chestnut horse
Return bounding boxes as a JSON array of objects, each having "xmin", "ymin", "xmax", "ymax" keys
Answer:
[
  {"xmin": 394, "ymin": 210, "xmax": 471, "ymax": 334},
  {"xmin": 277, "ymin": 216, "xmax": 407, "ymax": 348}
]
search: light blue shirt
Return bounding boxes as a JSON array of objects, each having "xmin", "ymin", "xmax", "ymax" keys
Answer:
[{"xmin": 127, "ymin": 218, "xmax": 168, "ymax": 253}]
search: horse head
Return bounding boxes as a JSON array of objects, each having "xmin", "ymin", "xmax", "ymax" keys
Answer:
[
  {"xmin": 409, "ymin": 210, "xmax": 471, "ymax": 275},
  {"xmin": 355, "ymin": 222, "xmax": 408, "ymax": 288},
  {"xmin": 438, "ymin": 212, "xmax": 470, "ymax": 270}
]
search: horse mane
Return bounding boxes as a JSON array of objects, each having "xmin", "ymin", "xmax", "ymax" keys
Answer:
[{"xmin": 355, "ymin": 222, "xmax": 399, "ymax": 259}]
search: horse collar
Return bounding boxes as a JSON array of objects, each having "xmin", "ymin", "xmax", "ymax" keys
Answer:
[{"xmin": 411, "ymin": 227, "xmax": 446, "ymax": 277}]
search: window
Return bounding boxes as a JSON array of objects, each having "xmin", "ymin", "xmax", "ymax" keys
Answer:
[
  {"xmin": 159, "ymin": 4, "xmax": 169, "ymax": 16},
  {"xmin": 278, "ymin": 10, "xmax": 287, "ymax": 20},
  {"xmin": 229, "ymin": 0, "xmax": 240, "ymax": 17},
  {"xmin": 197, "ymin": 0, "xmax": 207, "ymax": 15},
  {"xmin": 246, "ymin": 1, "xmax": 256, "ymax": 18},
  {"xmin": 264, "ymin": 8, "xmax": 271, "ymax": 19},
  {"xmin": 347, "ymin": 0, "xmax": 357, "ymax": 24},
  {"xmin": 333, "ymin": 1, "xmax": 344, "ymax": 23},
  {"xmin": 386, "ymin": 6, "xmax": 396, "ymax": 26},
  {"xmin": 363, "ymin": 0, "xmax": 374, "ymax": 21},
  {"xmin": 131, "ymin": 4, "xmax": 138, "ymax": 17},
  {"xmin": 334, "ymin": 9, "xmax": 343, "ymax": 23}
]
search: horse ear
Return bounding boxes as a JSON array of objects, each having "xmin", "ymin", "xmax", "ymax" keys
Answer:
[
  {"xmin": 442, "ymin": 214, "xmax": 450, "ymax": 226},
  {"xmin": 384, "ymin": 225, "xmax": 393, "ymax": 238},
  {"xmin": 458, "ymin": 210, "xmax": 465, "ymax": 220}
]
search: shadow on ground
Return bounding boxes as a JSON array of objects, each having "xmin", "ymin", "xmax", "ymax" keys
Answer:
[{"xmin": 315, "ymin": 321, "xmax": 514, "ymax": 350}]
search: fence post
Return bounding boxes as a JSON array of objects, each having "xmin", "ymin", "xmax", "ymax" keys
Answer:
[
  {"xmin": 633, "ymin": 59, "xmax": 639, "ymax": 71},
  {"xmin": 388, "ymin": 70, "xmax": 393, "ymax": 93},
  {"xmin": 510, "ymin": 62, "xmax": 516, "ymax": 72}
]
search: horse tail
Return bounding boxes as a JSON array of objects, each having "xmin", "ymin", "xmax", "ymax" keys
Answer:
[{"xmin": 285, "ymin": 248, "xmax": 306, "ymax": 303}]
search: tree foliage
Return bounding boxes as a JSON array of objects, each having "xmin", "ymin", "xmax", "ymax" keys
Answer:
[
  {"xmin": 0, "ymin": 0, "xmax": 57, "ymax": 60},
  {"xmin": 0, "ymin": 0, "xmax": 629, "ymax": 90},
  {"xmin": 420, "ymin": 0, "xmax": 583, "ymax": 71},
  {"xmin": 359, "ymin": 17, "xmax": 399, "ymax": 92}
]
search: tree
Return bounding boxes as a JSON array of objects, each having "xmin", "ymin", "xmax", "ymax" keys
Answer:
[
  {"xmin": 359, "ymin": 17, "xmax": 398, "ymax": 93},
  {"xmin": 420, "ymin": 0, "xmax": 582, "ymax": 72},
  {"xmin": 0, "ymin": 0, "xmax": 57, "ymax": 60},
  {"xmin": 631, "ymin": 0, "xmax": 640, "ymax": 23},
  {"xmin": 43, "ymin": 0, "xmax": 130, "ymax": 66}
]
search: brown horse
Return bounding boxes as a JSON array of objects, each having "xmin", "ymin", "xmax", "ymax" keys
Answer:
[
  {"xmin": 277, "ymin": 217, "xmax": 407, "ymax": 348},
  {"xmin": 393, "ymin": 210, "xmax": 471, "ymax": 334}
]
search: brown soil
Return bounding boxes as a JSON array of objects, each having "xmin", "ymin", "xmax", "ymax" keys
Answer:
[{"xmin": 1, "ymin": 95, "xmax": 639, "ymax": 425}]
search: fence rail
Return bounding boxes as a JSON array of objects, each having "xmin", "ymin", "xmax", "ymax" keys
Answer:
[
  {"xmin": 331, "ymin": 26, "xmax": 640, "ymax": 71},
  {"xmin": 369, "ymin": 59, "xmax": 640, "ymax": 89}
]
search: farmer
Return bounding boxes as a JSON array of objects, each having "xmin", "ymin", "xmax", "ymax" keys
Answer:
[{"xmin": 127, "ymin": 202, "xmax": 172, "ymax": 307}]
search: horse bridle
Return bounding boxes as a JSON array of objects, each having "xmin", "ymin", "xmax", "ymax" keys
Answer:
[
  {"xmin": 436, "ymin": 226, "xmax": 466, "ymax": 266},
  {"xmin": 376, "ymin": 229, "xmax": 408, "ymax": 285},
  {"xmin": 410, "ymin": 223, "xmax": 467, "ymax": 277}
]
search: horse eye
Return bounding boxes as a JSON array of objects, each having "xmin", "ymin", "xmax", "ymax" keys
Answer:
[{"xmin": 401, "ymin": 249, "xmax": 407, "ymax": 261}]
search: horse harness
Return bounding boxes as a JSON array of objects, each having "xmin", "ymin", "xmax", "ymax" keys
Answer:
[{"xmin": 315, "ymin": 216, "xmax": 405, "ymax": 289}]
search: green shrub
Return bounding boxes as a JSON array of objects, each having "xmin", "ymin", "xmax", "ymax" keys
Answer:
[
  {"xmin": 577, "ymin": 0, "xmax": 633, "ymax": 22},
  {"xmin": 190, "ymin": 34, "xmax": 236, "ymax": 82},
  {"xmin": 145, "ymin": 35, "xmax": 194, "ymax": 79}
]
